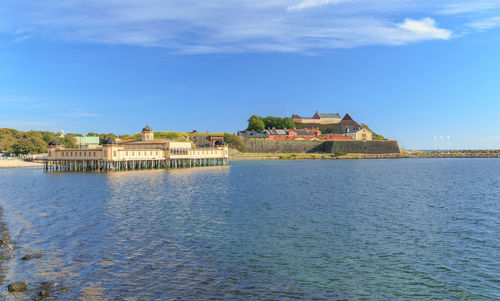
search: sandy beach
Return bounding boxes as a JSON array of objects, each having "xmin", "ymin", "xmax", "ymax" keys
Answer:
[{"xmin": 0, "ymin": 159, "xmax": 44, "ymax": 169}]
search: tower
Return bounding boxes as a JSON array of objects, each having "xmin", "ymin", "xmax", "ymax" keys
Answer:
[{"xmin": 142, "ymin": 126, "xmax": 153, "ymax": 141}]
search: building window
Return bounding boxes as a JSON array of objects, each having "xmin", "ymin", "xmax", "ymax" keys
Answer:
[
  {"xmin": 94, "ymin": 152, "xmax": 96, "ymax": 157},
  {"xmin": 113, "ymin": 151, "xmax": 117, "ymax": 157}
]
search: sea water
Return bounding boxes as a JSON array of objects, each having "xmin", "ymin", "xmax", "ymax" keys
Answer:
[{"xmin": 0, "ymin": 159, "xmax": 499, "ymax": 300}]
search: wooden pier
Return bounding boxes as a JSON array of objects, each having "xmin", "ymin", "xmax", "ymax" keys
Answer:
[{"xmin": 45, "ymin": 158, "xmax": 228, "ymax": 172}]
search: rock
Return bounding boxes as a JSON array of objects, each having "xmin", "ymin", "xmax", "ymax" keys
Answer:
[
  {"xmin": 21, "ymin": 253, "xmax": 42, "ymax": 260},
  {"xmin": 38, "ymin": 289, "xmax": 49, "ymax": 297},
  {"xmin": 8, "ymin": 281, "xmax": 27, "ymax": 293},
  {"xmin": 37, "ymin": 282, "xmax": 52, "ymax": 297}
]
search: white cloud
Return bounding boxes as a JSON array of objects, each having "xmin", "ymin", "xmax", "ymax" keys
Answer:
[
  {"xmin": 288, "ymin": 0, "xmax": 344, "ymax": 11},
  {"xmin": 1, "ymin": 0, "xmax": 495, "ymax": 54},
  {"xmin": 468, "ymin": 16, "xmax": 500, "ymax": 30},
  {"xmin": 440, "ymin": 1, "xmax": 500, "ymax": 15},
  {"xmin": 397, "ymin": 18, "xmax": 451, "ymax": 41}
]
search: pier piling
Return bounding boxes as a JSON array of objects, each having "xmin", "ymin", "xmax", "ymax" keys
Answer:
[{"xmin": 44, "ymin": 158, "xmax": 227, "ymax": 172}]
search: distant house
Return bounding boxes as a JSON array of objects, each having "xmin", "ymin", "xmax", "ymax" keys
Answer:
[
  {"xmin": 237, "ymin": 130, "xmax": 269, "ymax": 139},
  {"xmin": 340, "ymin": 113, "xmax": 361, "ymax": 132},
  {"xmin": 266, "ymin": 129, "xmax": 288, "ymax": 140},
  {"xmin": 292, "ymin": 111, "xmax": 341, "ymax": 125},
  {"xmin": 74, "ymin": 136, "xmax": 100, "ymax": 149},
  {"xmin": 330, "ymin": 113, "xmax": 363, "ymax": 135},
  {"xmin": 238, "ymin": 128, "xmax": 321, "ymax": 141},
  {"xmin": 346, "ymin": 128, "xmax": 373, "ymax": 141},
  {"xmin": 286, "ymin": 129, "xmax": 317, "ymax": 140}
]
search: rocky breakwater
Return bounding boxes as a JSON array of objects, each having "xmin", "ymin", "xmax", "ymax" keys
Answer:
[{"xmin": 338, "ymin": 151, "xmax": 500, "ymax": 159}]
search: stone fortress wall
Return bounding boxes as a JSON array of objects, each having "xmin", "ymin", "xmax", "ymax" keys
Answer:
[{"xmin": 243, "ymin": 140, "xmax": 400, "ymax": 154}]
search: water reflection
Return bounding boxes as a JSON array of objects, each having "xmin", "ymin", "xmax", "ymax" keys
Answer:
[{"xmin": 0, "ymin": 160, "xmax": 498, "ymax": 300}]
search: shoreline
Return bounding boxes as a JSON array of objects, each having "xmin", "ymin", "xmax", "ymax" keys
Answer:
[
  {"xmin": 0, "ymin": 207, "xmax": 13, "ymax": 291},
  {"xmin": 230, "ymin": 152, "xmax": 500, "ymax": 161},
  {"xmin": 1, "ymin": 153, "xmax": 499, "ymax": 169},
  {"xmin": 0, "ymin": 159, "xmax": 44, "ymax": 169}
]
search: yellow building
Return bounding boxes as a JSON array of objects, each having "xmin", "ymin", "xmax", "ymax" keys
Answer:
[
  {"xmin": 346, "ymin": 128, "xmax": 373, "ymax": 141},
  {"xmin": 292, "ymin": 112, "xmax": 341, "ymax": 124},
  {"xmin": 46, "ymin": 126, "xmax": 228, "ymax": 171}
]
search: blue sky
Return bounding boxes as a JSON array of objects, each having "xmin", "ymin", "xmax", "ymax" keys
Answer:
[{"xmin": 1, "ymin": 0, "xmax": 500, "ymax": 149}]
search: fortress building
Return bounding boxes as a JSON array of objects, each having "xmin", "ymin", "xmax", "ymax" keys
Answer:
[
  {"xmin": 46, "ymin": 126, "xmax": 228, "ymax": 171},
  {"xmin": 291, "ymin": 112, "xmax": 341, "ymax": 125},
  {"xmin": 292, "ymin": 112, "xmax": 342, "ymax": 130},
  {"xmin": 290, "ymin": 111, "xmax": 373, "ymax": 141}
]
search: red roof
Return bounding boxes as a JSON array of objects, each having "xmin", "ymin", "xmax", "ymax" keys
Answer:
[
  {"xmin": 319, "ymin": 134, "xmax": 352, "ymax": 141},
  {"xmin": 340, "ymin": 113, "xmax": 360, "ymax": 128}
]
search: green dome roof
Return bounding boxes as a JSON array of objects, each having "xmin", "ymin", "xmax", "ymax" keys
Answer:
[{"xmin": 142, "ymin": 126, "xmax": 152, "ymax": 132}]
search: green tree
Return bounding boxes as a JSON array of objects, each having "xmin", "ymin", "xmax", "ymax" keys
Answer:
[
  {"xmin": 247, "ymin": 115, "xmax": 265, "ymax": 131},
  {"xmin": 98, "ymin": 133, "xmax": 118, "ymax": 143},
  {"xmin": 283, "ymin": 117, "xmax": 295, "ymax": 129},
  {"xmin": 224, "ymin": 133, "xmax": 246, "ymax": 152},
  {"xmin": 261, "ymin": 116, "xmax": 295, "ymax": 129},
  {"xmin": 58, "ymin": 136, "xmax": 76, "ymax": 149},
  {"xmin": 262, "ymin": 116, "xmax": 278, "ymax": 129},
  {"xmin": 11, "ymin": 134, "xmax": 47, "ymax": 154},
  {"xmin": 40, "ymin": 131, "xmax": 56, "ymax": 144}
]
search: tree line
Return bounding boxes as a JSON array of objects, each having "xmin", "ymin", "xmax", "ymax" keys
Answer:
[
  {"xmin": 0, "ymin": 128, "xmax": 248, "ymax": 155},
  {"xmin": 0, "ymin": 129, "xmax": 126, "ymax": 155},
  {"xmin": 246, "ymin": 115, "xmax": 295, "ymax": 131}
]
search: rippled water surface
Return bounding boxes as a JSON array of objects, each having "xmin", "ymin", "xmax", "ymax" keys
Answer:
[{"xmin": 0, "ymin": 159, "xmax": 499, "ymax": 300}]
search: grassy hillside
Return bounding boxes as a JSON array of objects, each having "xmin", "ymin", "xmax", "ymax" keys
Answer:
[{"xmin": 361, "ymin": 123, "xmax": 386, "ymax": 140}]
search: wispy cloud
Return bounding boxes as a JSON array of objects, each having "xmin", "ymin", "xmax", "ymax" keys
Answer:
[
  {"xmin": 440, "ymin": 1, "xmax": 500, "ymax": 15},
  {"xmin": 0, "ymin": 1, "xmax": 497, "ymax": 53},
  {"xmin": 287, "ymin": 0, "xmax": 344, "ymax": 11},
  {"xmin": 468, "ymin": 16, "xmax": 500, "ymax": 30}
]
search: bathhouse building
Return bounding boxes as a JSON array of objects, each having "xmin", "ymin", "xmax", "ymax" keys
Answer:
[{"xmin": 46, "ymin": 126, "xmax": 228, "ymax": 171}]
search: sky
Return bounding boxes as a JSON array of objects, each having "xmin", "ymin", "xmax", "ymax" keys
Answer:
[{"xmin": 0, "ymin": 0, "xmax": 499, "ymax": 149}]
